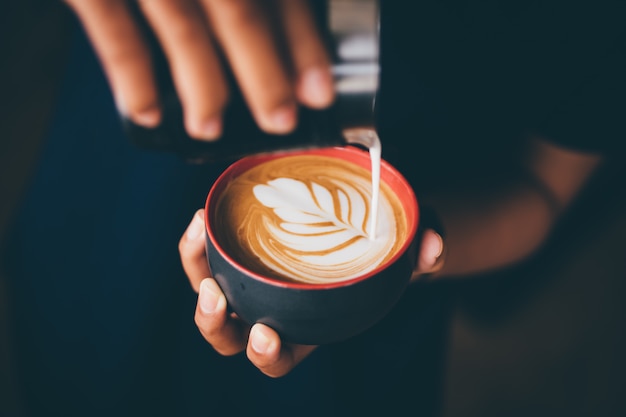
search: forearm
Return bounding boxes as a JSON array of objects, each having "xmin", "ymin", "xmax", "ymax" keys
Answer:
[
  {"xmin": 429, "ymin": 179, "xmax": 556, "ymax": 277},
  {"xmin": 425, "ymin": 137, "xmax": 602, "ymax": 278}
]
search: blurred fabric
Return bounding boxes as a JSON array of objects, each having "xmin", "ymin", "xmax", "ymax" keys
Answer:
[{"xmin": 1, "ymin": 2, "xmax": 71, "ymax": 415}]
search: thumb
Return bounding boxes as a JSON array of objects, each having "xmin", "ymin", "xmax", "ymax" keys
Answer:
[{"xmin": 411, "ymin": 229, "xmax": 445, "ymax": 281}]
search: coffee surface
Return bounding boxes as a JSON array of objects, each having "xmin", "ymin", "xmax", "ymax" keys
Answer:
[{"xmin": 213, "ymin": 154, "xmax": 408, "ymax": 284}]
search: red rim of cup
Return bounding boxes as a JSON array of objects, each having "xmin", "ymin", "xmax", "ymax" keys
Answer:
[{"xmin": 204, "ymin": 146, "xmax": 419, "ymax": 290}]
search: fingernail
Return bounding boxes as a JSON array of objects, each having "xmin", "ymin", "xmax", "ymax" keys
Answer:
[
  {"xmin": 300, "ymin": 67, "xmax": 334, "ymax": 108},
  {"xmin": 185, "ymin": 212, "xmax": 205, "ymax": 241},
  {"xmin": 251, "ymin": 325, "xmax": 273, "ymax": 354},
  {"xmin": 188, "ymin": 116, "xmax": 222, "ymax": 141},
  {"xmin": 132, "ymin": 107, "xmax": 161, "ymax": 128},
  {"xmin": 422, "ymin": 231, "xmax": 445, "ymax": 276},
  {"xmin": 268, "ymin": 104, "xmax": 297, "ymax": 133},
  {"xmin": 428, "ymin": 232, "xmax": 445, "ymax": 261},
  {"xmin": 199, "ymin": 279, "xmax": 221, "ymax": 314}
]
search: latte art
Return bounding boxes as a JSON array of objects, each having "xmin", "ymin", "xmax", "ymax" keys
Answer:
[{"xmin": 214, "ymin": 155, "xmax": 408, "ymax": 284}]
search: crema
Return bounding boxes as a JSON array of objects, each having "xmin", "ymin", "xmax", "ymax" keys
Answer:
[{"xmin": 213, "ymin": 155, "xmax": 408, "ymax": 284}]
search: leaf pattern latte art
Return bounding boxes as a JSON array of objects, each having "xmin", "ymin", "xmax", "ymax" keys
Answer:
[
  {"xmin": 213, "ymin": 155, "xmax": 406, "ymax": 284},
  {"xmin": 251, "ymin": 176, "xmax": 396, "ymax": 283}
]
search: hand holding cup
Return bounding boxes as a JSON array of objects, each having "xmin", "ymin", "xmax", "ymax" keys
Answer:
[{"xmin": 179, "ymin": 146, "xmax": 445, "ymax": 376}]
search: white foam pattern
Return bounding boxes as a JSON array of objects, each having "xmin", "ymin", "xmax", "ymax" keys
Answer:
[{"xmin": 251, "ymin": 175, "xmax": 397, "ymax": 284}]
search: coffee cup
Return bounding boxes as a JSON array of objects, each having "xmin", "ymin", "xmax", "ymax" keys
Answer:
[{"xmin": 204, "ymin": 145, "xmax": 419, "ymax": 345}]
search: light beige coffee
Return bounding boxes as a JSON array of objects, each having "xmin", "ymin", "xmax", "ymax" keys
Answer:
[{"xmin": 213, "ymin": 154, "xmax": 408, "ymax": 284}]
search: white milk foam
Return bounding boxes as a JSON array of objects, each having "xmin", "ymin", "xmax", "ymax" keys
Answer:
[
  {"xmin": 252, "ymin": 176, "xmax": 396, "ymax": 283},
  {"xmin": 248, "ymin": 133, "xmax": 395, "ymax": 284}
]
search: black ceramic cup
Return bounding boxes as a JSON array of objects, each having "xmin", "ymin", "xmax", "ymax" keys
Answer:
[{"xmin": 204, "ymin": 146, "xmax": 419, "ymax": 345}]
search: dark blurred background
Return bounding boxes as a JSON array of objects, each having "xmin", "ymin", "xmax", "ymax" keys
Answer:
[{"xmin": 2, "ymin": 2, "xmax": 625, "ymax": 417}]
